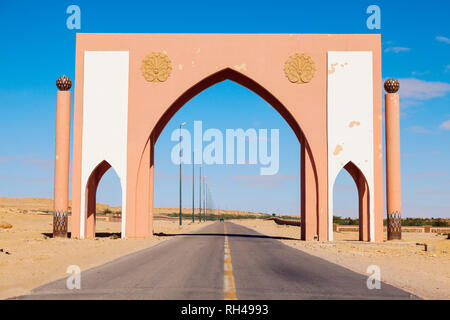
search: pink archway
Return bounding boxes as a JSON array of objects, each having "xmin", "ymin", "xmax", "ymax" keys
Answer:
[{"xmin": 68, "ymin": 33, "xmax": 384, "ymax": 242}]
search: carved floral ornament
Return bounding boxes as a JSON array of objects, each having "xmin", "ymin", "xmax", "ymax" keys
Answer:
[
  {"xmin": 284, "ymin": 53, "xmax": 316, "ymax": 84},
  {"xmin": 141, "ymin": 52, "xmax": 172, "ymax": 82}
]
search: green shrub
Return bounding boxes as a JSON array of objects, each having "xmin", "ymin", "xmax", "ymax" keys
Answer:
[{"xmin": 432, "ymin": 219, "xmax": 448, "ymax": 227}]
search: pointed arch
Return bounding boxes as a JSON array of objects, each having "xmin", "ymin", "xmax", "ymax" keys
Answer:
[
  {"xmin": 332, "ymin": 161, "xmax": 370, "ymax": 241},
  {"xmin": 150, "ymin": 68, "xmax": 306, "ymax": 144},
  {"xmin": 135, "ymin": 67, "xmax": 321, "ymax": 240},
  {"xmin": 84, "ymin": 160, "xmax": 120, "ymax": 238}
]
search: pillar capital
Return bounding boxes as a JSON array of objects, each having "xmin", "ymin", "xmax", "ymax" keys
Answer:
[
  {"xmin": 56, "ymin": 75, "xmax": 72, "ymax": 91},
  {"xmin": 384, "ymin": 78, "xmax": 399, "ymax": 94}
]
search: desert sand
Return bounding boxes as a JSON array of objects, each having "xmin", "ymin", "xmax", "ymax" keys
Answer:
[
  {"xmin": 232, "ymin": 219, "xmax": 450, "ymax": 300},
  {"xmin": 0, "ymin": 207, "xmax": 212, "ymax": 300}
]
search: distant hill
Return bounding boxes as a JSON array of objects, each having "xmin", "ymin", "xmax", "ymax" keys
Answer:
[
  {"xmin": 0, "ymin": 197, "xmax": 270, "ymax": 217},
  {"xmin": 0, "ymin": 197, "xmax": 120, "ymax": 214}
]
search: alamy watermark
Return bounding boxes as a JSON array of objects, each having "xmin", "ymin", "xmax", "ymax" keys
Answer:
[
  {"xmin": 366, "ymin": 5, "xmax": 381, "ymax": 30},
  {"xmin": 66, "ymin": 5, "xmax": 81, "ymax": 30},
  {"xmin": 366, "ymin": 265, "xmax": 381, "ymax": 290},
  {"xmin": 171, "ymin": 121, "xmax": 279, "ymax": 175},
  {"xmin": 66, "ymin": 265, "xmax": 81, "ymax": 290}
]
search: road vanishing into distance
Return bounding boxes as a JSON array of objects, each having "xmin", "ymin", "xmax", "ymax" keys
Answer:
[{"xmin": 16, "ymin": 222, "xmax": 415, "ymax": 300}]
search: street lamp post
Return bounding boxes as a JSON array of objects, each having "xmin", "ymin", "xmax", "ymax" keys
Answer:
[
  {"xmin": 199, "ymin": 165, "xmax": 202, "ymax": 223},
  {"xmin": 179, "ymin": 122, "xmax": 186, "ymax": 227},
  {"xmin": 205, "ymin": 183, "xmax": 208, "ymax": 222},
  {"xmin": 204, "ymin": 178, "xmax": 207, "ymax": 222}
]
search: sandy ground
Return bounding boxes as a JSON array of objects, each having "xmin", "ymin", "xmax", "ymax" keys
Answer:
[
  {"xmin": 232, "ymin": 219, "xmax": 450, "ymax": 300},
  {"xmin": 0, "ymin": 209, "xmax": 212, "ymax": 300},
  {"xmin": 1, "ymin": 195, "xmax": 448, "ymax": 300}
]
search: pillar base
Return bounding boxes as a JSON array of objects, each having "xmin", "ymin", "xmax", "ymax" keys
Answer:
[
  {"xmin": 53, "ymin": 211, "xmax": 68, "ymax": 238},
  {"xmin": 387, "ymin": 211, "xmax": 402, "ymax": 240}
]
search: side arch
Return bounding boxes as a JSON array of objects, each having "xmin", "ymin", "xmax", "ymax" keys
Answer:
[
  {"xmin": 134, "ymin": 67, "xmax": 323, "ymax": 240},
  {"xmin": 84, "ymin": 160, "xmax": 123, "ymax": 238},
  {"xmin": 332, "ymin": 161, "xmax": 370, "ymax": 241}
]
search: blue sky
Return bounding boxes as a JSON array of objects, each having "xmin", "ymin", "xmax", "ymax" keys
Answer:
[{"xmin": 0, "ymin": 0, "xmax": 449, "ymax": 218}]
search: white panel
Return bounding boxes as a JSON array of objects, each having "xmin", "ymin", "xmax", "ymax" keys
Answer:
[
  {"xmin": 80, "ymin": 51, "xmax": 129, "ymax": 238},
  {"xmin": 327, "ymin": 51, "xmax": 375, "ymax": 241}
]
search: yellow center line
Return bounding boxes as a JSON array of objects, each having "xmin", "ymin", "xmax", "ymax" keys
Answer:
[{"xmin": 223, "ymin": 223, "xmax": 237, "ymax": 300}]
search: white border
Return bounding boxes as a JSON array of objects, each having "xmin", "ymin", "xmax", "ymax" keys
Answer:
[
  {"xmin": 80, "ymin": 51, "xmax": 129, "ymax": 239},
  {"xmin": 327, "ymin": 51, "xmax": 375, "ymax": 241}
]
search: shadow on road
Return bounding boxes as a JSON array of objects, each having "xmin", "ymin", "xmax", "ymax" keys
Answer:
[
  {"xmin": 41, "ymin": 232, "xmax": 121, "ymax": 238},
  {"xmin": 153, "ymin": 232, "xmax": 298, "ymax": 241},
  {"xmin": 40, "ymin": 231, "xmax": 297, "ymax": 241}
]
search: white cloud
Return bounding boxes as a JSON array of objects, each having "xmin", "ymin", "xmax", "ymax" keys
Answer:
[
  {"xmin": 416, "ymin": 188, "xmax": 450, "ymax": 195},
  {"xmin": 0, "ymin": 174, "xmax": 52, "ymax": 183},
  {"xmin": 439, "ymin": 120, "xmax": 450, "ymax": 130},
  {"xmin": 406, "ymin": 171, "xmax": 447, "ymax": 178},
  {"xmin": 397, "ymin": 78, "xmax": 450, "ymax": 100},
  {"xmin": 0, "ymin": 154, "xmax": 35, "ymax": 163},
  {"xmin": 411, "ymin": 70, "xmax": 430, "ymax": 76},
  {"xmin": 22, "ymin": 158, "xmax": 53, "ymax": 170},
  {"xmin": 384, "ymin": 47, "xmax": 411, "ymax": 53},
  {"xmin": 405, "ymin": 126, "xmax": 430, "ymax": 133},
  {"xmin": 436, "ymin": 36, "xmax": 450, "ymax": 44},
  {"xmin": 401, "ymin": 151, "xmax": 440, "ymax": 158},
  {"xmin": 230, "ymin": 174, "xmax": 297, "ymax": 187}
]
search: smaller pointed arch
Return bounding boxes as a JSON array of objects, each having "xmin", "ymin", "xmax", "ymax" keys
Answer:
[
  {"xmin": 84, "ymin": 160, "xmax": 115, "ymax": 238},
  {"xmin": 334, "ymin": 161, "xmax": 370, "ymax": 241}
]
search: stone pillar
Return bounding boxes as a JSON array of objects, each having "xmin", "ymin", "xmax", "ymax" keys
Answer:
[
  {"xmin": 301, "ymin": 142, "xmax": 317, "ymax": 241},
  {"xmin": 384, "ymin": 78, "xmax": 402, "ymax": 240},
  {"xmin": 53, "ymin": 76, "xmax": 72, "ymax": 238}
]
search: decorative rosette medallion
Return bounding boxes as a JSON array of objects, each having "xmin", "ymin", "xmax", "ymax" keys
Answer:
[
  {"xmin": 141, "ymin": 52, "xmax": 172, "ymax": 82},
  {"xmin": 284, "ymin": 53, "xmax": 316, "ymax": 84}
]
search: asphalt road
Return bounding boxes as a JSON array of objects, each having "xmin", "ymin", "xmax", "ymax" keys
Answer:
[{"xmin": 15, "ymin": 221, "xmax": 415, "ymax": 300}]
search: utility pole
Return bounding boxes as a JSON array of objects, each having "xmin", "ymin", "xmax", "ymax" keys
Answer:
[
  {"xmin": 199, "ymin": 165, "xmax": 202, "ymax": 223},
  {"xmin": 204, "ymin": 178, "xmax": 207, "ymax": 222}
]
